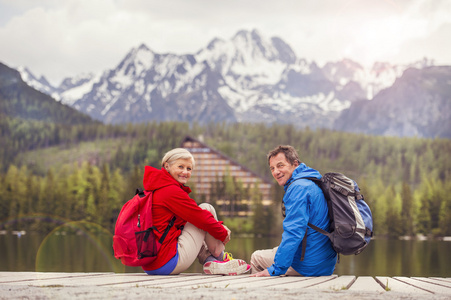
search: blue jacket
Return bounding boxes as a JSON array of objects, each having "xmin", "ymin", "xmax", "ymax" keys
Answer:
[{"xmin": 267, "ymin": 163, "xmax": 337, "ymax": 276}]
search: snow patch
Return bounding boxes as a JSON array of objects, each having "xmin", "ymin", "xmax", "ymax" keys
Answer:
[
  {"xmin": 60, "ymin": 75, "xmax": 100, "ymax": 106},
  {"xmin": 144, "ymin": 92, "xmax": 152, "ymax": 112}
]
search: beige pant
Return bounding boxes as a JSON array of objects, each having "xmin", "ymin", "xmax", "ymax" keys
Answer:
[
  {"xmin": 170, "ymin": 203, "xmax": 225, "ymax": 274},
  {"xmin": 250, "ymin": 246, "xmax": 301, "ymax": 276}
]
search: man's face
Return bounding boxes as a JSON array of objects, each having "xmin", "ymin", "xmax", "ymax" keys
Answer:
[{"xmin": 269, "ymin": 153, "xmax": 298, "ymax": 186}]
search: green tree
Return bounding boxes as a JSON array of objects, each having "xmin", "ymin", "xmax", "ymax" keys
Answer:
[
  {"xmin": 36, "ymin": 168, "xmax": 58, "ymax": 232},
  {"xmin": 438, "ymin": 197, "xmax": 451, "ymax": 236},
  {"xmin": 386, "ymin": 187, "xmax": 402, "ymax": 237},
  {"xmin": 416, "ymin": 196, "xmax": 431, "ymax": 235},
  {"xmin": 251, "ymin": 182, "xmax": 265, "ymax": 236},
  {"xmin": 401, "ymin": 182, "xmax": 414, "ymax": 236}
]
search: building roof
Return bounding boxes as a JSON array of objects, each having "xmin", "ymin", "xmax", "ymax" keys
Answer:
[{"xmin": 181, "ymin": 135, "xmax": 272, "ymax": 185}]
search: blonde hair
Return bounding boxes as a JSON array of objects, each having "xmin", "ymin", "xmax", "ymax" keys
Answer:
[{"xmin": 161, "ymin": 148, "xmax": 195, "ymax": 169}]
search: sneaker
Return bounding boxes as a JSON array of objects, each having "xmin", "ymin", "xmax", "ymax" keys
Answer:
[
  {"xmin": 222, "ymin": 252, "xmax": 233, "ymax": 262},
  {"xmin": 203, "ymin": 259, "xmax": 251, "ymax": 275}
]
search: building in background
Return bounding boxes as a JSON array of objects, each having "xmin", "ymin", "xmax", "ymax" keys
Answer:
[{"xmin": 181, "ymin": 136, "xmax": 273, "ymax": 217}]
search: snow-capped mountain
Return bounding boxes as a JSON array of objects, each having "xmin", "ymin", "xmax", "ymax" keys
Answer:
[
  {"xmin": 334, "ymin": 65, "xmax": 451, "ymax": 138},
  {"xmin": 17, "ymin": 29, "xmax": 447, "ymax": 137},
  {"xmin": 18, "ymin": 66, "xmax": 59, "ymax": 98},
  {"xmin": 58, "ymin": 73, "xmax": 98, "ymax": 106},
  {"xmin": 2, "ymin": 62, "xmax": 95, "ymax": 125},
  {"xmin": 17, "ymin": 66, "xmax": 96, "ymax": 105}
]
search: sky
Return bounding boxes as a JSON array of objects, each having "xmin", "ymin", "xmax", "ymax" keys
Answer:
[{"xmin": 0, "ymin": 0, "xmax": 450, "ymax": 86}]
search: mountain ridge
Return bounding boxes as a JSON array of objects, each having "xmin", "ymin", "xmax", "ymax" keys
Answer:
[
  {"xmin": 0, "ymin": 62, "xmax": 96, "ymax": 125},
  {"xmin": 334, "ymin": 66, "xmax": 451, "ymax": 138},
  {"xmin": 15, "ymin": 29, "xmax": 449, "ymax": 138}
]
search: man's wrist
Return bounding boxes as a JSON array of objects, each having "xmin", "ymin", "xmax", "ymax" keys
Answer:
[{"xmin": 267, "ymin": 265, "xmax": 278, "ymax": 276}]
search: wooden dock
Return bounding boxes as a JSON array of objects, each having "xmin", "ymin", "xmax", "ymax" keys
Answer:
[{"xmin": 0, "ymin": 272, "xmax": 450, "ymax": 299}]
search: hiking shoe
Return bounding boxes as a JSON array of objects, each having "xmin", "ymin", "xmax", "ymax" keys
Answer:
[{"xmin": 203, "ymin": 259, "xmax": 250, "ymax": 275}]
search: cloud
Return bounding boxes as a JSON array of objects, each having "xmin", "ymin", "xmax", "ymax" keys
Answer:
[
  {"xmin": 0, "ymin": 0, "xmax": 450, "ymax": 85},
  {"xmin": 396, "ymin": 22, "xmax": 451, "ymax": 65}
]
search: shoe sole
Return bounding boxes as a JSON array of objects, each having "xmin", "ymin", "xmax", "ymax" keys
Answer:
[{"xmin": 203, "ymin": 259, "xmax": 250, "ymax": 276}]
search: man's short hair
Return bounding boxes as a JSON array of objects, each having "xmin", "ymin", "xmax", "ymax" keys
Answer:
[{"xmin": 267, "ymin": 145, "xmax": 301, "ymax": 166}]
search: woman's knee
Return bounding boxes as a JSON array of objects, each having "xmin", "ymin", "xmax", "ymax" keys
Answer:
[
  {"xmin": 199, "ymin": 203, "xmax": 218, "ymax": 219},
  {"xmin": 199, "ymin": 203, "xmax": 214, "ymax": 211}
]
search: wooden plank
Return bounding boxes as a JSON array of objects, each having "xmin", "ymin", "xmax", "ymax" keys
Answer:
[
  {"xmin": 395, "ymin": 277, "xmax": 451, "ymax": 295},
  {"xmin": 2, "ymin": 271, "xmax": 450, "ymax": 297},
  {"xmin": 414, "ymin": 277, "xmax": 451, "ymax": 288},
  {"xmin": 159, "ymin": 275, "xmax": 309, "ymax": 289},
  {"xmin": 0, "ymin": 272, "xmax": 66, "ymax": 282},
  {"xmin": 216, "ymin": 276, "xmax": 311, "ymax": 289},
  {"xmin": 187, "ymin": 275, "xmax": 257, "ymax": 289},
  {"xmin": 61, "ymin": 273, "xmax": 167, "ymax": 286},
  {"xmin": 431, "ymin": 277, "xmax": 451, "ymax": 284},
  {"xmin": 207, "ymin": 276, "xmax": 275, "ymax": 289},
  {"xmin": 98, "ymin": 273, "xmax": 201, "ymax": 287},
  {"xmin": 144, "ymin": 274, "xmax": 247, "ymax": 288},
  {"xmin": 270, "ymin": 275, "xmax": 337, "ymax": 289},
  {"xmin": 306, "ymin": 275, "xmax": 356, "ymax": 291},
  {"xmin": 348, "ymin": 276, "xmax": 385, "ymax": 292},
  {"xmin": 0, "ymin": 272, "xmax": 107, "ymax": 284},
  {"xmin": 375, "ymin": 276, "xmax": 431, "ymax": 294},
  {"xmin": 112, "ymin": 273, "xmax": 226, "ymax": 288},
  {"xmin": 21, "ymin": 273, "xmax": 126, "ymax": 287},
  {"xmin": 1, "ymin": 272, "xmax": 192, "ymax": 287}
]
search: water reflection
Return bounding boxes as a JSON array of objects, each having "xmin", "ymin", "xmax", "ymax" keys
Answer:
[{"xmin": 1, "ymin": 233, "xmax": 450, "ymax": 277}]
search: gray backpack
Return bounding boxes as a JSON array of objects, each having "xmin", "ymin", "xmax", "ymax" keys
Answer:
[{"xmin": 284, "ymin": 172, "xmax": 373, "ymax": 260}]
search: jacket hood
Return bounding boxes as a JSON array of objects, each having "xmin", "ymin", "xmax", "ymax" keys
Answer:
[
  {"xmin": 143, "ymin": 166, "xmax": 191, "ymax": 193},
  {"xmin": 284, "ymin": 163, "xmax": 322, "ymax": 190}
]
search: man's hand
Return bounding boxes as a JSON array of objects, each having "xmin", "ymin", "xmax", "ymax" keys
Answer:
[{"xmin": 250, "ymin": 269, "xmax": 270, "ymax": 277}]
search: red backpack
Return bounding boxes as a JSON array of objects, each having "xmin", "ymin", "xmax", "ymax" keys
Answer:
[{"xmin": 113, "ymin": 188, "xmax": 175, "ymax": 267}]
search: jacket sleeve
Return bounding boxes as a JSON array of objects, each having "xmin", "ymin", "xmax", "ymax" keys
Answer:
[
  {"xmin": 267, "ymin": 182, "xmax": 309, "ymax": 276},
  {"xmin": 161, "ymin": 185, "xmax": 228, "ymax": 242}
]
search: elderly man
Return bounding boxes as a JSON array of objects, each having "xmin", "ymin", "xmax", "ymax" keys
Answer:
[{"xmin": 250, "ymin": 145, "xmax": 337, "ymax": 277}]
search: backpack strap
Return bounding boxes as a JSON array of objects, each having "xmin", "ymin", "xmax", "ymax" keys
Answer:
[
  {"xmin": 307, "ymin": 222, "xmax": 330, "ymax": 237},
  {"xmin": 158, "ymin": 215, "xmax": 176, "ymax": 244},
  {"xmin": 137, "ymin": 187, "xmax": 177, "ymax": 244},
  {"xmin": 300, "ymin": 229, "xmax": 307, "ymax": 261},
  {"xmin": 300, "ymin": 223, "xmax": 332, "ymax": 261},
  {"xmin": 136, "ymin": 188, "xmax": 145, "ymax": 197},
  {"xmin": 286, "ymin": 177, "xmax": 331, "ymax": 261},
  {"xmin": 136, "ymin": 188, "xmax": 147, "ymax": 228}
]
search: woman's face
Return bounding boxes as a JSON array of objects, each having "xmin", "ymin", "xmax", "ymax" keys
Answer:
[{"xmin": 165, "ymin": 158, "xmax": 193, "ymax": 185}]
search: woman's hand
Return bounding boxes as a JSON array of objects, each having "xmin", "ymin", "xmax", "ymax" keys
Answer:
[{"xmin": 222, "ymin": 225, "xmax": 231, "ymax": 244}]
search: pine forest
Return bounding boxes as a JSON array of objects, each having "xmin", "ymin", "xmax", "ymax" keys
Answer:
[{"xmin": 1, "ymin": 116, "xmax": 450, "ymax": 238}]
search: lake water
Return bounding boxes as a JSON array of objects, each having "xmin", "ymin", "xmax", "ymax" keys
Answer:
[{"xmin": 1, "ymin": 232, "xmax": 450, "ymax": 277}]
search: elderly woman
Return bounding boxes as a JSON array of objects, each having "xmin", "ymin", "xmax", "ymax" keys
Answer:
[{"xmin": 141, "ymin": 148, "xmax": 250, "ymax": 275}]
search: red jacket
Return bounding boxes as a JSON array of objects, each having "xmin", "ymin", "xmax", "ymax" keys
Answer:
[{"xmin": 141, "ymin": 166, "xmax": 228, "ymax": 270}]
